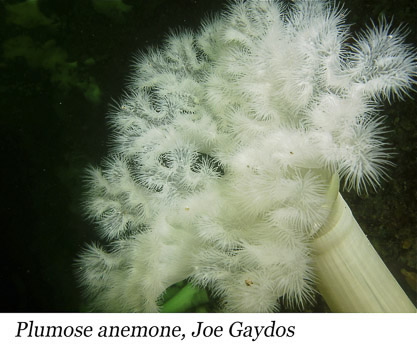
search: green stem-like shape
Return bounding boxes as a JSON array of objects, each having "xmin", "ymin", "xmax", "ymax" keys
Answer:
[{"xmin": 160, "ymin": 283, "xmax": 209, "ymax": 313}]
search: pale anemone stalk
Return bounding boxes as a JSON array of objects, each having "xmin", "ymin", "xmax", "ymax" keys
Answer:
[{"xmin": 77, "ymin": 0, "xmax": 416, "ymax": 312}]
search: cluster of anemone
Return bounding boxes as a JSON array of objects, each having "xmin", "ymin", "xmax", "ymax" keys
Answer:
[{"xmin": 77, "ymin": 0, "xmax": 416, "ymax": 312}]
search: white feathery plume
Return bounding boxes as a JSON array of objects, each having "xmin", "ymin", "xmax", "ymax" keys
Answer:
[{"xmin": 77, "ymin": 0, "xmax": 416, "ymax": 312}]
